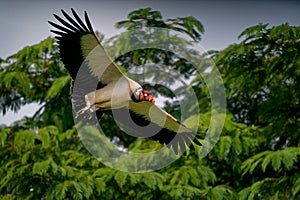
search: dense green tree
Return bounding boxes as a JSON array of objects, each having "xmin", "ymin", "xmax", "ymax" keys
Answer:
[
  {"xmin": 215, "ymin": 23, "xmax": 300, "ymax": 199},
  {"xmin": 0, "ymin": 37, "xmax": 73, "ymax": 132},
  {"xmin": 0, "ymin": 7, "xmax": 299, "ymax": 200}
]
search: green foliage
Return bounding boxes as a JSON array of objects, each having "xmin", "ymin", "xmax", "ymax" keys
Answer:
[
  {"xmin": 46, "ymin": 76, "xmax": 71, "ymax": 99},
  {"xmin": 217, "ymin": 24, "xmax": 300, "ymax": 145},
  {"xmin": 1, "ymin": 7, "xmax": 300, "ymax": 200},
  {"xmin": 0, "ymin": 37, "xmax": 73, "ymax": 131},
  {"xmin": 242, "ymin": 147, "xmax": 300, "ymax": 174},
  {"xmin": 206, "ymin": 185, "xmax": 238, "ymax": 200},
  {"xmin": 216, "ymin": 23, "xmax": 300, "ymax": 199},
  {"xmin": 115, "ymin": 8, "xmax": 204, "ymax": 41}
]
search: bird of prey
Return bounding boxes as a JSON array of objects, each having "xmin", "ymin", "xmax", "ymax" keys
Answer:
[{"xmin": 49, "ymin": 9, "xmax": 202, "ymax": 154}]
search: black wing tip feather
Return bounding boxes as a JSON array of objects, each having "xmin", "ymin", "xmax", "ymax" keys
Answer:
[
  {"xmin": 70, "ymin": 8, "xmax": 90, "ymax": 33},
  {"xmin": 48, "ymin": 8, "xmax": 100, "ymax": 81},
  {"xmin": 49, "ymin": 8, "xmax": 95, "ymax": 36},
  {"xmin": 84, "ymin": 11, "xmax": 95, "ymax": 35},
  {"xmin": 162, "ymin": 127, "xmax": 206, "ymax": 155}
]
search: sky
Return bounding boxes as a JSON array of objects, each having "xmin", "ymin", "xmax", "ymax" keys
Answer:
[{"xmin": 1, "ymin": 0, "xmax": 300, "ymax": 125}]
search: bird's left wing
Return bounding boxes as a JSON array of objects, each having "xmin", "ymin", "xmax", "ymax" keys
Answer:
[
  {"xmin": 113, "ymin": 101, "xmax": 200, "ymax": 154},
  {"xmin": 49, "ymin": 9, "xmax": 129, "ymax": 115},
  {"xmin": 49, "ymin": 9, "xmax": 124, "ymax": 90}
]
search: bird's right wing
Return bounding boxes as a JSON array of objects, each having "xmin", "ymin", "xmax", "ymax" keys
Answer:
[{"xmin": 113, "ymin": 101, "xmax": 201, "ymax": 154}]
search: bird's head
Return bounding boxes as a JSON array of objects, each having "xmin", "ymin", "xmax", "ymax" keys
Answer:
[{"xmin": 132, "ymin": 88, "xmax": 155, "ymax": 104}]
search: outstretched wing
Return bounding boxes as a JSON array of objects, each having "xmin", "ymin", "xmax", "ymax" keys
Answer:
[
  {"xmin": 49, "ymin": 8, "xmax": 124, "ymax": 85},
  {"xmin": 113, "ymin": 101, "xmax": 202, "ymax": 154},
  {"xmin": 49, "ymin": 9, "xmax": 125, "ymax": 114}
]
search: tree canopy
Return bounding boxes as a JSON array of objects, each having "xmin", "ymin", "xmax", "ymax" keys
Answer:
[{"xmin": 0, "ymin": 8, "xmax": 299, "ymax": 199}]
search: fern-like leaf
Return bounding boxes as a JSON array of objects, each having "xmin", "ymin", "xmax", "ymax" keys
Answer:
[{"xmin": 242, "ymin": 147, "xmax": 300, "ymax": 174}]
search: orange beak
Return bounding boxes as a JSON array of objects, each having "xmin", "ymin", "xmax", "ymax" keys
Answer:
[{"xmin": 148, "ymin": 94, "xmax": 155, "ymax": 104}]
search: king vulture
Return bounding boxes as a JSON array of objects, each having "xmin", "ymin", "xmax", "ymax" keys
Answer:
[{"xmin": 49, "ymin": 9, "xmax": 202, "ymax": 154}]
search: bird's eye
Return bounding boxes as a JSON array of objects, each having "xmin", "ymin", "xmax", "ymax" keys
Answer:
[{"xmin": 139, "ymin": 91, "xmax": 144, "ymax": 101}]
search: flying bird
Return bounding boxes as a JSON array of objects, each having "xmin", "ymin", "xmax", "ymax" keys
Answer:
[{"xmin": 49, "ymin": 9, "xmax": 202, "ymax": 154}]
